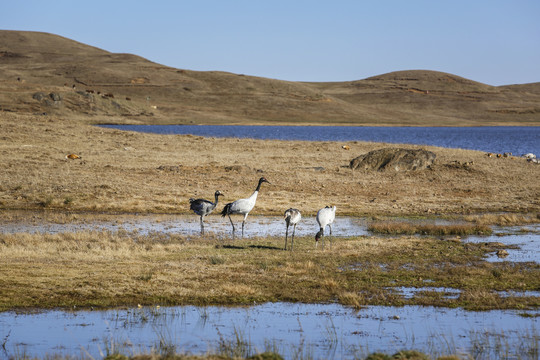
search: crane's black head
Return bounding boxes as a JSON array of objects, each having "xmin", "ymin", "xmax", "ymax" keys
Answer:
[
  {"xmin": 315, "ymin": 229, "xmax": 323, "ymax": 242},
  {"xmin": 255, "ymin": 177, "xmax": 270, "ymax": 191},
  {"xmin": 215, "ymin": 190, "xmax": 224, "ymax": 197}
]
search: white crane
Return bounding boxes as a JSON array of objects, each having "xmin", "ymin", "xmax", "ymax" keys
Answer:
[
  {"xmin": 189, "ymin": 190, "xmax": 223, "ymax": 235},
  {"xmin": 315, "ymin": 206, "xmax": 336, "ymax": 249},
  {"xmin": 284, "ymin": 208, "xmax": 301, "ymax": 251},
  {"xmin": 221, "ymin": 177, "xmax": 270, "ymax": 238}
]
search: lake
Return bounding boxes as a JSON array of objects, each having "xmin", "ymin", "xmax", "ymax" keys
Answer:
[{"xmin": 99, "ymin": 125, "xmax": 540, "ymax": 156}]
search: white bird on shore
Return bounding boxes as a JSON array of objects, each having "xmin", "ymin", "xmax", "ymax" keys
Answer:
[
  {"xmin": 284, "ymin": 208, "xmax": 301, "ymax": 251},
  {"xmin": 189, "ymin": 190, "xmax": 223, "ymax": 235},
  {"xmin": 221, "ymin": 177, "xmax": 270, "ymax": 238},
  {"xmin": 315, "ymin": 206, "xmax": 336, "ymax": 249}
]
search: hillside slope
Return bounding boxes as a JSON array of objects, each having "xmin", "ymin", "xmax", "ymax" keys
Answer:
[{"xmin": 1, "ymin": 30, "xmax": 539, "ymax": 125}]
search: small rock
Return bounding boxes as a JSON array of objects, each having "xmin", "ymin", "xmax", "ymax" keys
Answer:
[
  {"xmin": 496, "ymin": 249, "xmax": 509, "ymax": 258},
  {"xmin": 49, "ymin": 92, "xmax": 62, "ymax": 102},
  {"xmin": 349, "ymin": 148, "xmax": 436, "ymax": 172},
  {"xmin": 32, "ymin": 92, "xmax": 46, "ymax": 101}
]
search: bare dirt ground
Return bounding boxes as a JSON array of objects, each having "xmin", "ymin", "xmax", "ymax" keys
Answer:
[{"xmin": 1, "ymin": 111, "xmax": 539, "ymax": 218}]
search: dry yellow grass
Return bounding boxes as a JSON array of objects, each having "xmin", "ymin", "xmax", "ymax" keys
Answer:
[
  {"xmin": 368, "ymin": 221, "xmax": 492, "ymax": 235},
  {"xmin": 465, "ymin": 213, "xmax": 540, "ymax": 226},
  {"xmin": 0, "ymin": 229, "xmax": 538, "ymax": 312},
  {"xmin": 1, "ymin": 112, "xmax": 539, "ymax": 217}
]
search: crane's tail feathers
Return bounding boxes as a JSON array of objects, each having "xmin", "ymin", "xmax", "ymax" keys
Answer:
[{"xmin": 221, "ymin": 203, "xmax": 232, "ymax": 217}]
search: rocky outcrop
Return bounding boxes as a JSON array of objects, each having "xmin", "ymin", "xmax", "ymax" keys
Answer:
[{"xmin": 349, "ymin": 148, "xmax": 436, "ymax": 171}]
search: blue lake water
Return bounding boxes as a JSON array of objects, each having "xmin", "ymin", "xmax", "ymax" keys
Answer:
[{"xmin": 100, "ymin": 125, "xmax": 540, "ymax": 156}]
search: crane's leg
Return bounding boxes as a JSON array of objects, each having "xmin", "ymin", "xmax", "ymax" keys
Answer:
[
  {"xmin": 329, "ymin": 234, "xmax": 332, "ymax": 250},
  {"xmin": 200, "ymin": 216, "xmax": 205, "ymax": 235},
  {"xmin": 284, "ymin": 225, "xmax": 289, "ymax": 251},
  {"xmin": 291, "ymin": 224, "xmax": 296, "ymax": 251},
  {"xmin": 241, "ymin": 214, "xmax": 248, "ymax": 238},
  {"xmin": 227, "ymin": 214, "xmax": 236, "ymax": 239},
  {"xmin": 328, "ymin": 224, "xmax": 333, "ymax": 249}
]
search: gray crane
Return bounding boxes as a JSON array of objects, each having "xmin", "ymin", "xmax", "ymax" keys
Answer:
[{"xmin": 189, "ymin": 190, "xmax": 223, "ymax": 235}]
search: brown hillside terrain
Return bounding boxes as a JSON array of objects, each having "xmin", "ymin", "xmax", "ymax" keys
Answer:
[{"xmin": 1, "ymin": 30, "xmax": 539, "ymax": 126}]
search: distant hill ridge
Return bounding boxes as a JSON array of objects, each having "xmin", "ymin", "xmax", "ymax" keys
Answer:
[{"xmin": 1, "ymin": 30, "xmax": 539, "ymax": 126}]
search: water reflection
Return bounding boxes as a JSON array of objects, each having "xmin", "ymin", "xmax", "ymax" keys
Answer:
[{"xmin": 1, "ymin": 303, "xmax": 538, "ymax": 360}]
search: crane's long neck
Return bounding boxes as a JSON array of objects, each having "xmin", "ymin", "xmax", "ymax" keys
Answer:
[
  {"xmin": 255, "ymin": 180, "xmax": 264, "ymax": 192},
  {"xmin": 248, "ymin": 190, "xmax": 259, "ymax": 203},
  {"xmin": 248, "ymin": 179, "xmax": 265, "ymax": 201},
  {"xmin": 214, "ymin": 193, "xmax": 220, "ymax": 205}
]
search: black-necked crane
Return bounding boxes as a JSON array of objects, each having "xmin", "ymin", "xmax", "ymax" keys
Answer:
[
  {"xmin": 284, "ymin": 208, "xmax": 301, "ymax": 251},
  {"xmin": 189, "ymin": 190, "xmax": 223, "ymax": 235},
  {"xmin": 221, "ymin": 177, "xmax": 270, "ymax": 238},
  {"xmin": 315, "ymin": 205, "xmax": 336, "ymax": 249}
]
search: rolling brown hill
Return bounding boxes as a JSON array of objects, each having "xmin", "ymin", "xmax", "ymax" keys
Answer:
[{"xmin": 1, "ymin": 30, "xmax": 539, "ymax": 126}]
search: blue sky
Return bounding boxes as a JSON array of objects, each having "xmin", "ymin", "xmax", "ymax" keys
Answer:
[{"xmin": 2, "ymin": 1, "xmax": 539, "ymax": 85}]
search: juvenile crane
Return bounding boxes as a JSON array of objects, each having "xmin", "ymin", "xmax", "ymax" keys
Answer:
[
  {"xmin": 189, "ymin": 190, "xmax": 223, "ymax": 235},
  {"xmin": 284, "ymin": 208, "xmax": 301, "ymax": 251},
  {"xmin": 221, "ymin": 177, "xmax": 270, "ymax": 238},
  {"xmin": 315, "ymin": 206, "xmax": 336, "ymax": 249}
]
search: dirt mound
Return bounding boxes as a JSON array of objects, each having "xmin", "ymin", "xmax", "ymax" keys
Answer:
[{"xmin": 349, "ymin": 148, "xmax": 436, "ymax": 171}]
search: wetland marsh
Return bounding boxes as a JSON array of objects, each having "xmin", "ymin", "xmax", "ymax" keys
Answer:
[
  {"xmin": 0, "ymin": 112, "xmax": 539, "ymax": 359},
  {"xmin": 1, "ymin": 210, "xmax": 539, "ymax": 359}
]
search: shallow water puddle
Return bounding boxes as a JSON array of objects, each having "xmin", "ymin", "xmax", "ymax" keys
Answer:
[
  {"xmin": 0, "ymin": 303, "xmax": 538, "ymax": 360},
  {"xmin": 1, "ymin": 212, "xmax": 538, "ymax": 263},
  {"xmin": 387, "ymin": 286, "xmax": 540, "ymax": 300},
  {"xmin": 0, "ymin": 212, "xmax": 370, "ymax": 238},
  {"xmin": 466, "ymin": 224, "xmax": 540, "ymax": 263}
]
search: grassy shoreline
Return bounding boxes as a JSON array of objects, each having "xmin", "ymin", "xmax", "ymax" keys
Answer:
[{"xmin": 0, "ymin": 228, "xmax": 538, "ymax": 313}]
